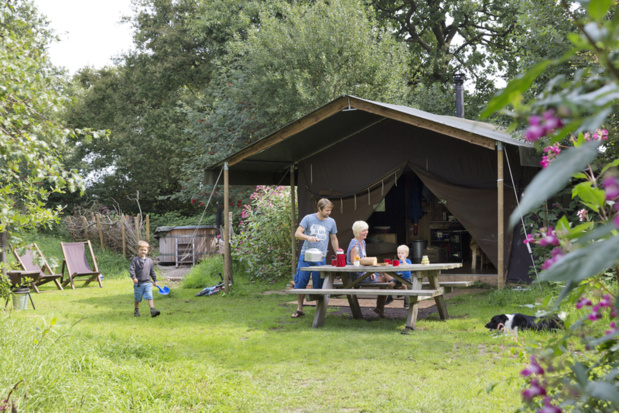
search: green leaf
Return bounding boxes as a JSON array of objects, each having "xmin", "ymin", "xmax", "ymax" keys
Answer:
[
  {"xmin": 571, "ymin": 361, "xmax": 589, "ymax": 388},
  {"xmin": 481, "ymin": 60, "xmax": 554, "ymax": 118},
  {"xmin": 587, "ymin": 0, "xmax": 614, "ymax": 22},
  {"xmin": 510, "ymin": 141, "xmax": 602, "ymax": 228},
  {"xmin": 585, "ymin": 381, "xmax": 619, "ymax": 403},
  {"xmin": 537, "ymin": 234, "xmax": 619, "ymax": 283},
  {"xmin": 601, "ymin": 159, "xmax": 619, "ymax": 174},
  {"xmin": 572, "ymin": 182, "xmax": 605, "ymax": 212},
  {"xmin": 576, "ymin": 221, "xmax": 617, "ymax": 244}
]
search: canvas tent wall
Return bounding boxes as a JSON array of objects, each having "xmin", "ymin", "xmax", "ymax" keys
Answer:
[{"xmin": 205, "ymin": 95, "xmax": 540, "ymax": 284}]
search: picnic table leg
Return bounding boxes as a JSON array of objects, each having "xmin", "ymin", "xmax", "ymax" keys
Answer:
[
  {"xmin": 312, "ymin": 272, "xmax": 335, "ymax": 328},
  {"xmin": 340, "ymin": 273, "xmax": 363, "ymax": 319},
  {"xmin": 426, "ymin": 270, "xmax": 448, "ymax": 320},
  {"xmin": 405, "ymin": 296, "xmax": 420, "ymax": 330}
]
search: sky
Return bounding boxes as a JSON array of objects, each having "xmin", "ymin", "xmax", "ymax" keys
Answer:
[{"xmin": 33, "ymin": 0, "xmax": 135, "ymax": 74}]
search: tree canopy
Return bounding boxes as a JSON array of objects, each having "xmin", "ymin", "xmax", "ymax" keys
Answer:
[{"xmin": 0, "ymin": 0, "xmax": 90, "ymax": 269}]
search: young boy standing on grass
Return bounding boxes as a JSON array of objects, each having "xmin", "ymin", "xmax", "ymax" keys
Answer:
[{"xmin": 130, "ymin": 240, "xmax": 160, "ymax": 318}]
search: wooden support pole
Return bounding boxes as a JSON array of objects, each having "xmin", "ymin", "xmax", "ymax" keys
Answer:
[
  {"xmin": 497, "ymin": 143, "xmax": 504, "ymax": 289},
  {"xmin": 96, "ymin": 214, "xmax": 105, "ymax": 251},
  {"xmin": 223, "ymin": 162, "xmax": 231, "ymax": 293},
  {"xmin": 290, "ymin": 164, "xmax": 297, "ymax": 277},
  {"xmin": 121, "ymin": 215, "xmax": 126, "ymax": 258},
  {"xmin": 81, "ymin": 216, "xmax": 88, "ymax": 240},
  {"xmin": 146, "ymin": 215, "xmax": 150, "ymax": 241}
]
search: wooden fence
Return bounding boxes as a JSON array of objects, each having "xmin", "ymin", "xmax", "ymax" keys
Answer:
[{"xmin": 65, "ymin": 213, "xmax": 150, "ymax": 258}]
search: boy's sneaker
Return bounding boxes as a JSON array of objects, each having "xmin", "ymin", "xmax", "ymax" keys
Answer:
[
  {"xmin": 385, "ymin": 295, "xmax": 394, "ymax": 305},
  {"xmin": 134, "ymin": 308, "xmax": 140, "ymax": 317},
  {"xmin": 150, "ymin": 308, "xmax": 161, "ymax": 318}
]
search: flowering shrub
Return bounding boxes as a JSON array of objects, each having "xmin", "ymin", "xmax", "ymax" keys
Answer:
[
  {"xmin": 231, "ymin": 186, "xmax": 295, "ymax": 281},
  {"xmin": 482, "ymin": 1, "xmax": 619, "ymax": 411}
]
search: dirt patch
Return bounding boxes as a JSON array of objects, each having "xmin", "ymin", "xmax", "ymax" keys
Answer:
[{"xmin": 156, "ymin": 264, "xmax": 192, "ymax": 282}]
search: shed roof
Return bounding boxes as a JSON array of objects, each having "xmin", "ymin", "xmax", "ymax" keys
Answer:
[{"xmin": 205, "ymin": 95, "xmax": 532, "ymax": 185}]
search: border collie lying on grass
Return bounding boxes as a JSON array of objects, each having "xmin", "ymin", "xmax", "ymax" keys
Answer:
[{"xmin": 485, "ymin": 313, "xmax": 564, "ymax": 332}]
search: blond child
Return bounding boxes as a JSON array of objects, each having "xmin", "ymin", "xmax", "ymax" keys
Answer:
[
  {"xmin": 391, "ymin": 245, "xmax": 413, "ymax": 308},
  {"xmin": 130, "ymin": 240, "xmax": 160, "ymax": 317}
]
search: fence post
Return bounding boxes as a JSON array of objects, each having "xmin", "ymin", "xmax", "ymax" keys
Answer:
[
  {"xmin": 96, "ymin": 214, "xmax": 105, "ymax": 250},
  {"xmin": 81, "ymin": 216, "xmax": 88, "ymax": 240},
  {"xmin": 121, "ymin": 215, "xmax": 126, "ymax": 258},
  {"xmin": 135, "ymin": 214, "xmax": 140, "ymax": 241}
]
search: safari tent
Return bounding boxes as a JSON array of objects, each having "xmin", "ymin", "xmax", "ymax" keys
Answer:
[{"xmin": 205, "ymin": 95, "xmax": 540, "ymax": 286}]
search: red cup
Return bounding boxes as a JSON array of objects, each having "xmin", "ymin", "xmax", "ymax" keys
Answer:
[
  {"xmin": 393, "ymin": 260, "xmax": 400, "ymax": 267},
  {"xmin": 331, "ymin": 258, "xmax": 337, "ymax": 266},
  {"xmin": 384, "ymin": 258, "xmax": 391, "ymax": 265}
]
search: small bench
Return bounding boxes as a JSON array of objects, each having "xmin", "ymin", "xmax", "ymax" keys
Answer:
[{"xmin": 422, "ymin": 280, "xmax": 474, "ymax": 292}]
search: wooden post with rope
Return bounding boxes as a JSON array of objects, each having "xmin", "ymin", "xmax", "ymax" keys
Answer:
[
  {"xmin": 290, "ymin": 164, "xmax": 297, "ymax": 277},
  {"xmin": 223, "ymin": 162, "xmax": 231, "ymax": 293},
  {"xmin": 497, "ymin": 142, "xmax": 505, "ymax": 289}
]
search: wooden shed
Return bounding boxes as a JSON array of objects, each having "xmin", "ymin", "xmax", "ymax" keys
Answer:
[{"xmin": 153, "ymin": 225, "xmax": 217, "ymax": 266}]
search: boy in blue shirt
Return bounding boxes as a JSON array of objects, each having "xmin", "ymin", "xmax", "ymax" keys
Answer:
[{"xmin": 391, "ymin": 244, "xmax": 412, "ymax": 308}]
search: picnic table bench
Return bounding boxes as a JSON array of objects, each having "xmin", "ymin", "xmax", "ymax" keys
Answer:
[
  {"xmin": 287, "ymin": 262, "xmax": 463, "ymax": 329},
  {"xmin": 332, "ymin": 280, "xmax": 474, "ymax": 293}
]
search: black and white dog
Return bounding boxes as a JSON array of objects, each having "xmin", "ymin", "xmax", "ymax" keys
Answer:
[{"xmin": 485, "ymin": 313, "xmax": 564, "ymax": 332}]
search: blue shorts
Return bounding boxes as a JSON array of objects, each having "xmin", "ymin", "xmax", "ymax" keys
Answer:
[
  {"xmin": 134, "ymin": 283, "xmax": 153, "ymax": 302},
  {"xmin": 294, "ymin": 255, "xmax": 326, "ymax": 290}
]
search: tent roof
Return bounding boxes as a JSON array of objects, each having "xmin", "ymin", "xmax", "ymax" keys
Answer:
[{"xmin": 205, "ymin": 95, "xmax": 532, "ymax": 185}]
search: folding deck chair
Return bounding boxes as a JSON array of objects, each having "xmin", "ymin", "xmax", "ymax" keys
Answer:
[
  {"xmin": 60, "ymin": 240, "xmax": 103, "ymax": 289},
  {"xmin": 12, "ymin": 243, "xmax": 64, "ymax": 293}
]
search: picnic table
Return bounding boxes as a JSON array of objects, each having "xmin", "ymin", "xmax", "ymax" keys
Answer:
[{"xmin": 288, "ymin": 262, "xmax": 463, "ymax": 329}]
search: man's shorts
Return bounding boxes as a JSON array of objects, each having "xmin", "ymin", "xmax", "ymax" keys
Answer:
[
  {"xmin": 134, "ymin": 282, "xmax": 153, "ymax": 302},
  {"xmin": 294, "ymin": 255, "xmax": 326, "ymax": 290}
]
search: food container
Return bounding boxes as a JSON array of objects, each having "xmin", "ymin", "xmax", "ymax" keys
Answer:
[{"xmin": 304, "ymin": 248, "xmax": 323, "ymax": 262}]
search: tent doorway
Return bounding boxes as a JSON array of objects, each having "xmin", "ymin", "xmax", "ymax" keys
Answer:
[{"xmin": 365, "ymin": 170, "xmax": 496, "ymax": 273}]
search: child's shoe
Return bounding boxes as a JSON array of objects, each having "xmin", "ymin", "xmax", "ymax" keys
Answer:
[
  {"xmin": 134, "ymin": 308, "xmax": 140, "ymax": 317},
  {"xmin": 385, "ymin": 295, "xmax": 394, "ymax": 305},
  {"xmin": 150, "ymin": 307, "xmax": 161, "ymax": 318}
]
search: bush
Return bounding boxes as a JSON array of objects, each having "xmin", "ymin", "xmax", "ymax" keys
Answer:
[{"xmin": 231, "ymin": 186, "xmax": 294, "ymax": 281}]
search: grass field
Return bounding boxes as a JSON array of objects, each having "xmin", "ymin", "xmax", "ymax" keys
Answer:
[{"xmin": 1, "ymin": 232, "xmax": 570, "ymax": 412}]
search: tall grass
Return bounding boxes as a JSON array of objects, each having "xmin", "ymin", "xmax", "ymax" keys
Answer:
[{"xmin": 0, "ymin": 231, "xmax": 577, "ymax": 412}]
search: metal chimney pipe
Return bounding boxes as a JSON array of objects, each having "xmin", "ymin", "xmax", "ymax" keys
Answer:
[{"xmin": 454, "ymin": 73, "xmax": 465, "ymax": 118}]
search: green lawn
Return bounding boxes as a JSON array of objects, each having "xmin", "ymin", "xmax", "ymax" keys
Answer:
[{"xmin": 1, "ymin": 234, "xmax": 565, "ymax": 412}]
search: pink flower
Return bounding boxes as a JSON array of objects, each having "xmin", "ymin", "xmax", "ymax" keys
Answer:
[
  {"xmin": 525, "ymin": 124, "xmax": 546, "ymax": 142},
  {"xmin": 537, "ymin": 228, "xmax": 560, "ymax": 247},
  {"xmin": 522, "ymin": 379, "xmax": 547, "ymax": 401},
  {"xmin": 523, "ymin": 234, "xmax": 535, "ymax": 244},
  {"xmin": 576, "ymin": 295, "xmax": 592, "ymax": 309},
  {"xmin": 577, "ymin": 209, "xmax": 587, "ymax": 222},
  {"xmin": 521, "ymin": 356, "xmax": 545, "ymax": 376},
  {"xmin": 537, "ymin": 397, "xmax": 562, "ymax": 413},
  {"xmin": 541, "ymin": 248, "xmax": 564, "ymax": 270},
  {"xmin": 603, "ymin": 176, "xmax": 619, "ymax": 200}
]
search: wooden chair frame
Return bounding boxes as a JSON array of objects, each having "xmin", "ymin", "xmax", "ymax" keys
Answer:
[
  {"xmin": 60, "ymin": 240, "xmax": 103, "ymax": 289},
  {"xmin": 12, "ymin": 243, "xmax": 64, "ymax": 293}
]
